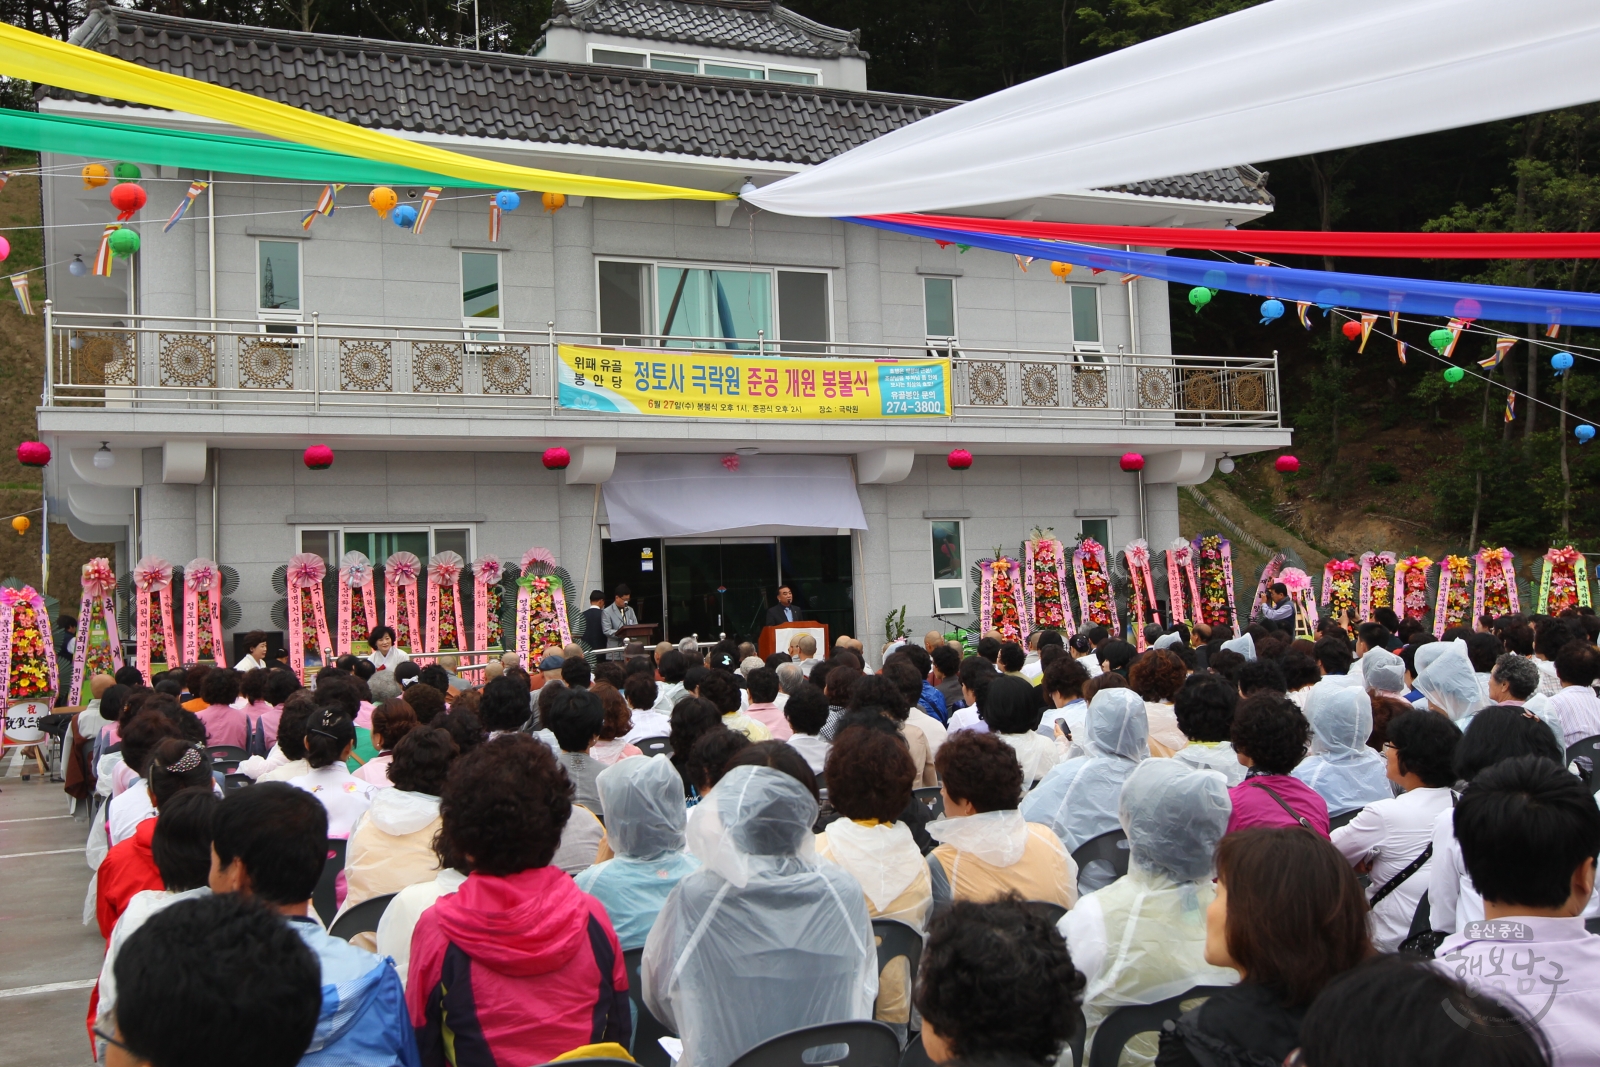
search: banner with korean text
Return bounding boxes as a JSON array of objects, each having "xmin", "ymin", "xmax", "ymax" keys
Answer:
[{"xmin": 557, "ymin": 344, "xmax": 951, "ymax": 420}]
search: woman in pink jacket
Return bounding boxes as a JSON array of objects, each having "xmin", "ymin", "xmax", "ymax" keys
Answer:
[{"xmin": 1226, "ymin": 692, "xmax": 1330, "ymax": 837}]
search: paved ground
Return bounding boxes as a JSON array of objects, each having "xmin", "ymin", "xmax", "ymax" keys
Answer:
[{"xmin": 0, "ymin": 774, "xmax": 102, "ymax": 1067}]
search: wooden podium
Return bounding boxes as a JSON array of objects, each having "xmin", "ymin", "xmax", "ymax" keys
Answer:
[
  {"xmin": 616, "ymin": 623, "xmax": 660, "ymax": 646},
  {"xmin": 760, "ymin": 621, "xmax": 829, "ymax": 659}
]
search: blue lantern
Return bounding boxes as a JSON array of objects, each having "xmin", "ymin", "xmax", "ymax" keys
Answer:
[
  {"xmin": 392, "ymin": 204, "xmax": 418, "ymax": 229},
  {"xmin": 1259, "ymin": 299, "xmax": 1284, "ymax": 325},
  {"xmin": 1201, "ymin": 269, "xmax": 1227, "ymax": 291},
  {"xmin": 1314, "ymin": 288, "xmax": 1341, "ymax": 311},
  {"xmin": 1577, "ymin": 424, "xmax": 1596, "ymax": 444},
  {"xmin": 1552, "ymin": 351, "xmax": 1575, "ymax": 376},
  {"xmin": 495, "ymin": 190, "xmax": 520, "ymax": 212}
]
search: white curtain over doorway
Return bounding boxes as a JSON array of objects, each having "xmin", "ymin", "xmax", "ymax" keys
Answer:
[{"xmin": 601, "ymin": 454, "xmax": 868, "ymax": 541}]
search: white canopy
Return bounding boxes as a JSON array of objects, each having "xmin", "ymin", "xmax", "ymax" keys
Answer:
[
  {"xmin": 744, "ymin": 0, "xmax": 1600, "ymax": 218},
  {"xmin": 602, "ymin": 454, "xmax": 867, "ymax": 542}
]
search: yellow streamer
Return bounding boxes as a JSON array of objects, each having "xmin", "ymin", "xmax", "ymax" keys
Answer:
[{"xmin": 0, "ymin": 22, "xmax": 732, "ymax": 202}]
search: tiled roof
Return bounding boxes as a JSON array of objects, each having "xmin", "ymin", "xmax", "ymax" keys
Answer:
[
  {"xmin": 545, "ymin": 0, "xmax": 864, "ymax": 59},
  {"xmin": 52, "ymin": 9, "xmax": 1271, "ymax": 205}
]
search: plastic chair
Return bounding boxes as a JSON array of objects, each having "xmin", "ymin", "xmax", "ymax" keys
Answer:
[
  {"xmin": 1026, "ymin": 900, "xmax": 1069, "ymax": 928},
  {"xmin": 727, "ymin": 1020, "xmax": 901, "ymax": 1067},
  {"xmin": 224, "ymin": 772, "xmax": 252, "ymax": 790},
  {"xmin": 870, "ymin": 919, "xmax": 923, "ymax": 1026},
  {"xmin": 328, "ymin": 892, "xmax": 396, "ymax": 942},
  {"xmin": 636, "ymin": 736, "xmax": 672, "ymax": 759},
  {"xmin": 1567, "ymin": 734, "xmax": 1600, "ymax": 794},
  {"xmin": 208, "ymin": 744, "xmax": 249, "ymax": 772},
  {"xmin": 311, "ymin": 838, "xmax": 348, "ymax": 926},
  {"xmin": 623, "ymin": 946, "xmax": 677, "ymax": 1067},
  {"xmin": 1328, "ymin": 807, "xmax": 1364, "ymax": 831},
  {"xmin": 911, "ymin": 786, "xmax": 944, "ymax": 820},
  {"xmin": 1088, "ymin": 985, "xmax": 1231, "ymax": 1067},
  {"xmin": 1070, "ymin": 830, "xmax": 1130, "ymax": 894},
  {"xmin": 898, "ymin": 1033, "xmax": 933, "ymax": 1067}
]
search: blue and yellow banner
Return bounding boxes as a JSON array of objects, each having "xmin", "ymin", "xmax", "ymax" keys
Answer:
[{"xmin": 557, "ymin": 344, "xmax": 951, "ymax": 420}]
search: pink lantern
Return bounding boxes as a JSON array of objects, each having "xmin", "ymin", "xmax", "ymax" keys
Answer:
[
  {"xmin": 1275, "ymin": 454, "xmax": 1300, "ymax": 473},
  {"xmin": 15, "ymin": 441, "xmax": 49, "ymax": 468},
  {"xmin": 542, "ymin": 447, "xmax": 570, "ymax": 470},
  {"xmin": 947, "ymin": 448, "xmax": 972, "ymax": 471},
  {"xmin": 1120, "ymin": 452, "xmax": 1145, "ymax": 472},
  {"xmin": 302, "ymin": 444, "xmax": 334, "ymax": 470}
]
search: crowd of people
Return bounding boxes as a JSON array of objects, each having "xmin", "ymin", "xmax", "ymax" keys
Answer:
[{"xmin": 64, "ymin": 605, "xmax": 1600, "ymax": 1067}]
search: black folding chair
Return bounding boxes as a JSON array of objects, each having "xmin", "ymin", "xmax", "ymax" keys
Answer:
[
  {"xmin": 727, "ymin": 1020, "xmax": 901, "ymax": 1067},
  {"xmin": 208, "ymin": 744, "xmax": 249, "ymax": 773},
  {"xmin": 623, "ymin": 946, "xmax": 677, "ymax": 1067},
  {"xmin": 871, "ymin": 919, "xmax": 923, "ymax": 1033},
  {"xmin": 1567, "ymin": 734, "xmax": 1600, "ymax": 794},
  {"xmin": 898, "ymin": 1033, "xmax": 933, "ymax": 1067},
  {"xmin": 911, "ymin": 786, "xmax": 944, "ymax": 820},
  {"xmin": 1026, "ymin": 900, "xmax": 1069, "ymax": 928},
  {"xmin": 1070, "ymin": 830, "xmax": 1130, "ymax": 894},
  {"xmin": 636, "ymin": 736, "xmax": 673, "ymax": 759},
  {"xmin": 1329, "ymin": 807, "xmax": 1364, "ymax": 831},
  {"xmin": 312, "ymin": 838, "xmax": 348, "ymax": 926},
  {"xmin": 1089, "ymin": 985, "xmax": 1231, "ymax": 1067},
  {"xmin": 224, "ymin": 772, "xmax": 252, "ymax": 790},
  {"xmin": 328, "ymin": 892, "xmax": 397, "ymax": 942}
]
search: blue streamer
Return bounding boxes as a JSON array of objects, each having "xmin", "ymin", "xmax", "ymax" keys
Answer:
[{"xmin": 848, "ymin": 217, "xmax": 1600, "ymax": 327}]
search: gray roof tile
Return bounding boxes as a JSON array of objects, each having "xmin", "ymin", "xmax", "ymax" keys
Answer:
[{"xmin": 545, "ymin": 0, "xmax": 864, "ymax": 59}]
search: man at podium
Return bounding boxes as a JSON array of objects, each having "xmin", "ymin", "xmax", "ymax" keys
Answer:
[{"xmin": 765, "ymin": 585, "xmax": 800, "ymax": 626}]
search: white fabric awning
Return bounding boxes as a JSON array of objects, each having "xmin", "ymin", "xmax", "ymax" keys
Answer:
[
  {"xmin": 601, "ymin": 454, "xmax": 868, "ymax": 542},
  {"xmin": 743, "ymin": 0, "xmax": 1600, "ymax": 217}
]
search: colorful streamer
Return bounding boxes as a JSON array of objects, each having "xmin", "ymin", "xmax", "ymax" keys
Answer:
[
  {"xmin": 92, "ymin": 224, "xmax": 118, "ymax": 277},
  {"xmin": 413, "ymin": 186, "xmax": 442, "ymax": 234},
  {"xmin": 10, "ymin": 274, "xmax": 30, "ymax": 315},
  {"xmin": 301, "ymin": 183, "xmax": 343, "ymax": 230},
  {"xmin": 163, "ymin": 179, "xmax": 207, "ymax": 232}
]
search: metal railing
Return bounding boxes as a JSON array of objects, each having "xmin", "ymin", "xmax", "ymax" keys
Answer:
[{"xmin": 42, "ymin": 306, "xmax": 1280, "ymax": 427}]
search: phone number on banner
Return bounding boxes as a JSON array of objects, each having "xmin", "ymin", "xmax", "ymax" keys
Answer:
[{"xmin": 556, "ymin": 344, "xmax": 950, "ymax": 420}]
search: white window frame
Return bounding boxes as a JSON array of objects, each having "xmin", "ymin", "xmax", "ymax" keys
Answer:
[
  {"xmin": 1070, "ymin": 283, "xmax": 1105, "ymax": 354},
  {"xmin": 930, "ymin": 519, "xmax": 967, "ymax": 616},
  {"xmin": 295, "ymin": 525, "xmax": 478, "ymax": 563},
  {"xmin": 459, "ymin": 250, "xmax": 503, "ymax": 345},
  {"xmin": 585, "ymin": 44, "xmax": 822, "ymax": 84},
  {"xmin": 256, "ymin": 238, "xmax": 305, "ymax": 339},
  {"xmin": 923, "ymin": 275, "xmax": 958, "ymax": 347},
  {"xmin": 594, "ymin": 258, "xmax": 833, "ymax": 347}
]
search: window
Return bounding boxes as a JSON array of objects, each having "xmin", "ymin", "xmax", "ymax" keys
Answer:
[
  {"xmin": 703, "ymin": 62, "xmax": 763, "ymax": 79},
  {"xmin": 1071, "ymin": 285, "xmax": 1102, "ymax": 349},
  {"xmin": 767, "ymin": 67, "xmax": 819, "ymax": 85},
  {"xmin": 931, "ymin": 520, "xmax": 966, "ymax": 615},
  {"xmin": 592, "ymin": 48, "xmax": 646, "ymax": 67},
  {"xmin": 1079, "ymin": 518, "xmax": 1109, "ymax": 547},
  {"xmin": 258, "ymin": 241, "xmax": 300, "ymax": 313},
  {"xmin": 336, "ymin": 526, "xmax": 474, "ymax": 563},
  {"xmin": 598, "ymin": 261, "xmax": 829, "ymax": 350},
  {"xmin": 587, "ymin": 45, "xmax": 820, "ymax": 84},
  {"xmin": 649, "ymin": 54, "xmax": 699, "ymax": 73},
  {"xmin": 434, "ymin": 528, "xmax": 471, "ymax": 559},
  {"xmin": 461, "ymin": 252, "xmax": 501, "ymax": 340},
  {"xmin": 300, "ymin": 529, "xmax": 337, "ymax": 567},
  {"xmin": 924, "ymin": 276, "xmax": 956, "ymax": 340}
]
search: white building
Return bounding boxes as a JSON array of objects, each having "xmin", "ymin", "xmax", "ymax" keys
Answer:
[{"xmin": 35, "ymin": 0, "xmax": 1287, "ymax": 658}]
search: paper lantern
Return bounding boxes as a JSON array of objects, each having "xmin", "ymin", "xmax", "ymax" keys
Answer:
[
  {"xmin": 368, "ymin": 187, "xmax": 398, "ymax": 217},
  {"xmin": 1259, "ymin": 299, "xmax": 1284, "ymax": 324},
  {"xmin": 1551, "ymin": 351, "xmax": 1575, "ymax": 373},
  {"xmin": 1274, "ymin": 455, "xmax": 1300, "ymax": 473},
  {"xmin": 0, "ymin": 236, "xmax": 11, "ymax": 262},
  {"xmin": 302, "ymin": 444, "xmax": 334, "ymax": 470},
  {"xmin": 1314, "ymin": 288, "xmax": 1340, "ymax": 309},
  {"xmin": 541, "ymin": 192, "xmax": 566, "ymax": 213},
  {"xmin": 1201, "ymin": 269, "xmax": 1227, "ymax": 290},
  {"xmin": 68, "ymin": 256, "xmax": 87, "ymax": 277},
  {"xmin": 1577, "ymin": 424, "xmax": 1596, "ymax": 444},
  {"xmin": 1443, "ymin": 366, "xmax": 1465, "ymax": 384},
  {"xmin": 1428, "ymin": 328, "xmax": 1454, "ymax": 354},
  {"xmin": 1049, "ymin": 261, "xmax": 1071, "ymax": 280},
  {"xmin": 1454, "ymin": 298, "xmax": 1482, "ymax": 319},
  {"xmin": 81, "ymin": 163, "xmax": 109, "ymax": 189},
  {"xmin": 1187, "ymin": 286, "xmax": 1212, "ymax": 311},
  {"xmin": 112, "ymin": 163, "xmax": 141, "ymax": 183},
  {"xmin": 107, "ymin": 229, "xmax": 140, "ymax": 258},
  {"xmin": 109, "ymin": 183, "xmax": 147, "ymax": 217},
  {"xmin": 1120, "ymin": 452, "xmax": 1145, "ymax": 472},
  {"xmin": 11, "ymin": 515, "xmax": 27, "ymax": 536},
  {"xmin": 392, "ymin": 204, "xmax": 418, "ymax": 229},
  {"xmin": 495, "ymin": 190, "xmax": 520, "ymax": 212},
  {"xmin": 947, "ymin": 449, "xmax": 972, "ymax": 471},
  {"xmin": 542, "ymin": 447, "xmax": 571, "ymax": 470},
  {"xmin": 1341, "ymin": 320, "xmax": 1363, "ymax": 341},
  {"xmin": 15, "ymin": 441, "xmax": 50, "ymax": 468}
]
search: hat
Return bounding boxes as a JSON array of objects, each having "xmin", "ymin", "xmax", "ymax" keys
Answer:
[
  {"xmin": 1153, "ymin": 632, "xmax": 1184, "ymax": 651},
  {"xmin": 538, "ymin": 653, "xmax": 565, "ymax": 670}
]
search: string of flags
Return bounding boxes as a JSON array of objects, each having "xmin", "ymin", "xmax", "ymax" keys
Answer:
[{"xmin": 301, "ymin": 183, "xmax": 344, "ymax": 230}]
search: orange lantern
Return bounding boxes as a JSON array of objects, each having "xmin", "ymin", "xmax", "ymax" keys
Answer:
[
  {"xmin": 1049, "ymin": 261, "xmax": 1072, "ymax": 281},
  {"xmin": 82, "ymin": 163, "xmax": 109, "ymax": 189},
  {"xmin": 368, "ymin": 186, "xmax": 398, "ymax": 217},
  {"xmin": 11, "ymin": 515, "xmax": 28, "ymax": 535},
  {"xmin": 541, "ymin": 191, "xmax": 566, "ymax": 213}
]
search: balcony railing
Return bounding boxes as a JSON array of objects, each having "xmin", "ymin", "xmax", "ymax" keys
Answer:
[{"xmin": 42, "ymin": 308, "xmax": 1280, "ymax": 428}]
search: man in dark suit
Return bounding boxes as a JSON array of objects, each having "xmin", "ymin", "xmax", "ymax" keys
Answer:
[
  {"xmin": 581, "ymin": 589, "xmax": 606, "ymax": 649},
  {"xmin": 765, "ymin": 585, "xmax": 800, "ymax": 627}
]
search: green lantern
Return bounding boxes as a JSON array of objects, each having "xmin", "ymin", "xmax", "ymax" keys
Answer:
[
  {"xmin": 1429, "ymin": 328, "xmax": 1454, "ymax": 353},
  {"xmin": 112, "ymin": 162, "xmax": 141, "ymax": 183},
  {"xmin": 1188, "ymin": 286, "xmax": 1212, "ymax": 312},
  {"xmin": 1443, "ymin": 365, "xmax": 1465, "ymax": 385},
  {"xmin": 107, "ymin": 228, "xmax": 141, "ymax": 258}
]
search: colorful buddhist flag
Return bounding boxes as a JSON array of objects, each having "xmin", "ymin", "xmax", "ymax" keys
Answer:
[
  {"xmin": 1253, "ymin": 257, "xmax": 1271, "ymax": 267},
  {"xmin": 1480, "ymin": 337, "xmax": 1516, "ymax": 369},
  {"xmin": 301, "ymin": 183, "xmax": 344, "ymax": 230},
  {"xmin": 11, "ymin": 274, "xmax": 31, "ymax": 315},
  {"xmin": 1013, "ymin": 254, "xmax": 1032, "ymax": 272},
  {"xmin": 1358, "ymin": 313, "xmax": 1377, "ymax": 353},
  {"xmin": 1119, "ymin": 273, "xmax": 1140, "ymax": 284},
  {"xmin": 1396, "ymin": 340, "xmax": 1407, "ymax": 365},
  {"xmin": 1443, "ymin": 317, "xmax": 1468, "ymax": 358},
  {"xmin": 412, "ymin": 187, "xmax": 442, "ymax": 234},
  {"xmin": 163, "ymin": 179, "xmax": 208, "ymax": 233},
  {"xmin": 1547, "ymin": 322, "xmax": 1561, "ymax": 338},
  {"xmin": 1390, "ymin": 311, "xmax": 1399, "ymax": 333},
  {"xmin": 92, "ymin": 224, "xmax": 119, "ymax": 277},
  {"xmin": 1296, "ymin": 301, "xmax": 1312, "ymax": 329},
  {"xmin": 1505, "ymin": 391, "xmax": 1516, "ymax": 422},
  {"xmin": 488, "ymin": 200, "xmax": 502, "ymax": 242}
]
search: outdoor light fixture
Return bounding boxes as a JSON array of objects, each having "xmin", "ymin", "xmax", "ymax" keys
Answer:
[
  {"xmin": 735, "ymin": 446, "xmax": 759, "ymax": 456},
  {"xmin": 1218, "ymin": 455, "xmax": 1235, "ymax": 474},
  {"xmin": 739, "ymin": 178, "xmax": 757, "ymax": 197},
  {"xmin": 92, "ymin": 441, "xmax": 113, "ymax": 470},
  {"xmin": 68, "ymin": 255, "xmax": 87, "ymax": 277}
]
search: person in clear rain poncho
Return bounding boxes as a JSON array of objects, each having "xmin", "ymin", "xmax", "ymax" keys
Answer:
[
  {"xmin": 1360, "ymin": 647, "xmax": 1407, "ymax": 699},
  {"xmin": 1021, "ymin": 688, "xmax": 1149, "ymax": 887},
  {"xmin": 641, "ymin": 764, "xmax": 876, "ymax": 1067},
  {"xmin": 575, "ymin": 755, "xmax": 700, "ymax": 951},
  {"xmin": 1413, "ymin": 640, "xmax": 1482, "ymax": 722},
  {"xmin": 1291, "ymin": 688, "xmax": 1392, "ymax": 817},
  {"xmin": 1061, "ymin": 759, "xmax": 1236, "ymax": 1067}
]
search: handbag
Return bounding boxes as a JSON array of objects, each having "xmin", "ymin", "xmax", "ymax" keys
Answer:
[{"xmin": 1249, "ymin": 779, "xmax": 1314, "ymax": 831}]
